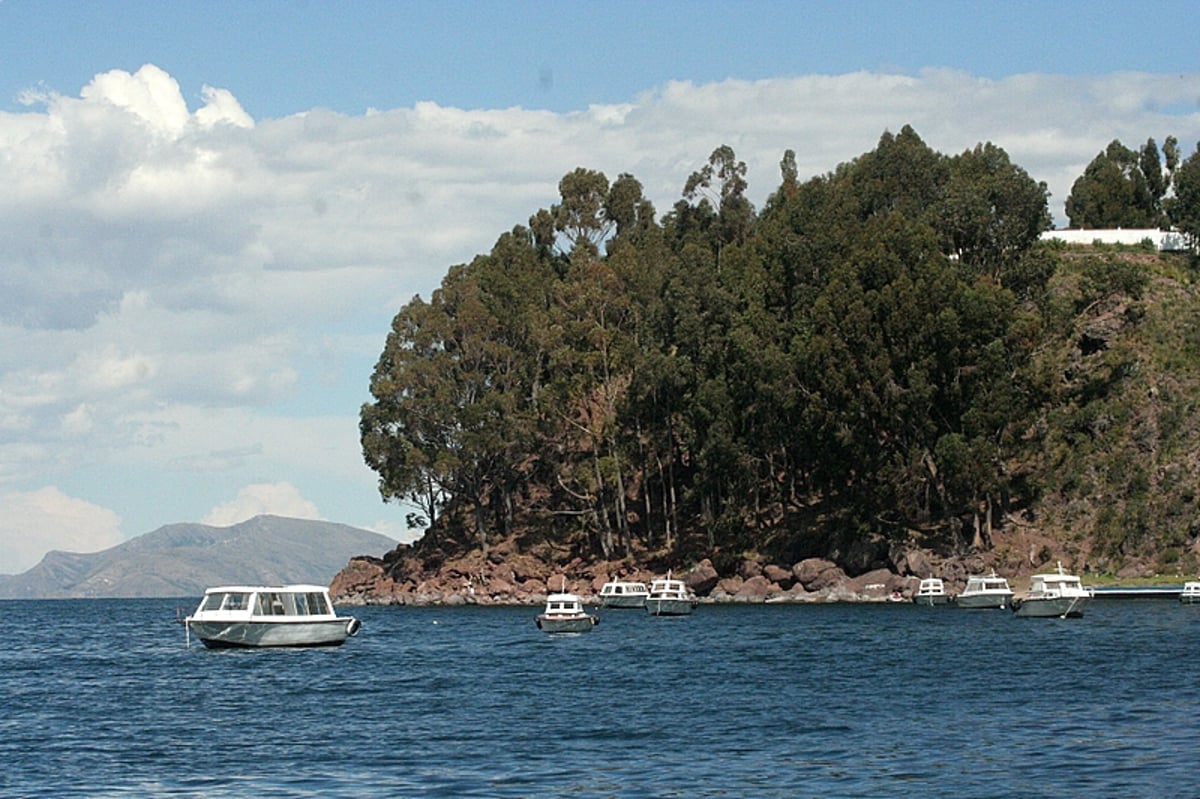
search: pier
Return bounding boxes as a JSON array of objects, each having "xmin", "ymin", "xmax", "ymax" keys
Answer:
[{"xmin": 1089, "ymin": 585, "xmax": 1184, "ymax": 600}]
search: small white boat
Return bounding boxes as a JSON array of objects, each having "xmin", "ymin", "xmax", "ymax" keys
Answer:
[
  {"xmin": 536, "ymin": 591, "xmax": 599, "ymax": 633},
  {"xmin": 912, "ymin": 577, "xmax": 953, "ymax": 606},
  {"xmin": 1180, "ymin": 581, "xmax": 1200, "ymax": 604},
  {"xmin": 1012, "ymin": 563, "xmax": 1093, "ymax": 618},
  {"xmin": 645, "ymin": 573, "xmax": 697, "ymax": 616},
  {"xmin": 956, "ymin": 571, "xmax": 1014, "ymax": 610},
  {"xmin": 598, "ymin": 580, "xmax": 649, "ymax": 608},
  {"xmin": 184, "ymin": 584, "xmax": 361, "ymax": 648}
]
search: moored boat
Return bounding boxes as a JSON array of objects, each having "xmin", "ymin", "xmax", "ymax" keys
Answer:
[
  {"xmin": 1012, "ymin": 563, "xmax": 1093, "ymax": 618},
  {"xmin": 912, "ymin": 577, "xmax": 953, "ymax": 606},
  {"xmin": 536, "ymin": 591, "xmax": 599, "ymax": 633},
  {"xmin": 645, "ymin": 572, "xmax": 697, "ymax": 616},
  {"xmin": 184, "ymin": 584, "xmax": 361, "ymax": 648},
  {"xmin": 1180, "ymin": 581, "xmax": 1200, "ymax": 604},
  {"xmin": 956, "ymin": 571, "xmax": 1014, "ymax": 610},
  {"xmin": 598, "ymin": 580, "xmax": 649, "ymax": 608}
]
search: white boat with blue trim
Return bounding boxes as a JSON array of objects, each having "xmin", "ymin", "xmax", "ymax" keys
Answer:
[
  {"xmin": 1181, "ymin": 581, "xmax": 1200, "ymax": 604},
  {"xmin": 536, "ymin": 590, "xmax": 599, "ymax": 633},
  {"xmin": 1011, "ymin": 563, "xmax": 1093, "ymax": 618},
  {"xmin": 598, "ymin": 580, "xmax": 649, "ymax": 608},
  {"xmin": 912, "ymin": 577, "xmax": 953, "ymax": 606},
  {"xmin": 184, "ymin": 584, "xmax": 361, "ymax": 648},
  {"xmin": 956, "ymin": 571, "xmax": 1014, "ymax": 610},
  {"xmin": 645, "ymin": 573, "xmax": 698, "ymax": 616}
]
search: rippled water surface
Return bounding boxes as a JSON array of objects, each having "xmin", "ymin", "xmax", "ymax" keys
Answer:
[{"xmin": 2, "ymin": 598, "xmax": 1198, "ymax": 797}]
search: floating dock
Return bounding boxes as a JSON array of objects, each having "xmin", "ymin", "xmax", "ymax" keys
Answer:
[{"xmin": 1089, "ymin": 586, "xmax": 1184, "ymax": 600}]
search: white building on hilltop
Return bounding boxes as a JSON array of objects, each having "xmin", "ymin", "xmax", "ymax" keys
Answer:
[{"xmin": 1039, "ymin": 228, "xmax": 1192, "ymax": 252}]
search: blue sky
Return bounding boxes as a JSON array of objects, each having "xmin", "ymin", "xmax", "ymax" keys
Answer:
[
  {"xmin": 7, "ymin": 1, "xmax": 1199, "ymax": 119},
  {"xmin": 2, "ymin": 0, "xmax": 1199, "ymax": 574}
]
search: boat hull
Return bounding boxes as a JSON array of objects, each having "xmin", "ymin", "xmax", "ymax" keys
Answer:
[
  {"xmin": 646, "ymin": 598, "xmax": 694, "ymax": 616},
  {"xmin": 536, "ymin": 615, "xmax": 598, "ymax": 633},
  {"xmin": 912, "ymin": 595, "xmax": 953, "ymax": 606},
  {"xmin": 600, "ymin": 595, "xmax": 647, "ymax": 609},
  {"xmin": 188, "ymin": 618, "xmax": 359, "ymax": 648},
  {"xmin": 1012, "ymin": 597, "xmax": 1090, "ymax": 618},
  {"xmin": 955, "ymin": 594, "xmax": 1012, "ymax": 610}
]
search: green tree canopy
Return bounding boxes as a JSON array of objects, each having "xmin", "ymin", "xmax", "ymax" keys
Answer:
[
  {"xmin": 1169, "ymin": 139, "xmax": 1200, "ymax": 247},
  {"xmin": 362, "ymin": 128, "xmax": 1062, "ymax": 568},
  {"xmin": 1065, "ymin": 138, "xmax": 1167, "ymax": 228}
]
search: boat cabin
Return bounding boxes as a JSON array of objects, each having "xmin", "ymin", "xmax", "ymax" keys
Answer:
[
  {"xmin": 599, "ymin": 581, "xmax": 648, "ymax": 597},
  {"xmin": 915, "ymin": 578, "xmax": 947, "ymax": 596},
  {"xmin": 541, "ymin": 593, "xmax": 586, "ymax": 617},
  {"xmin": 648, "ymin": 578, "xmax": 690, "ymax": 599},
  {"xmin": 964, "ymin": 574, "xmax": 1011, "ymax": 593},
  {"xmin": 1029, "ymin": 572, "xmax": 1085, "ymax": 598},
  {"xmin": 195, "ymin": 585, "xmax": 337, "ymax": 620}
]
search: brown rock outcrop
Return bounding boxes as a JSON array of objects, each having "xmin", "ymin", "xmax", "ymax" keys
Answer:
[
  {"xmin": 792, "ymin": 558, "xmax": 845, "ymax": 592},
  {"xmin": 762, "ymin": 564, "xmax": 794, "ymax": 589},
  {"xmin": 733, "ymin": 575, "xmax": 776, "ymax": 601},
  {"xmin": 683, "ymin": 559, "xmax": 719, "ymax": 595}
]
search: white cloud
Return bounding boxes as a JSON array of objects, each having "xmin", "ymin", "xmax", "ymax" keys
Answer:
[
  {"xmin": 0, "ymin": 488, "xmax": 124, "ymax": 574},
  {"xmin": 195, "ymin": 84, "xmax": 255, "ymax": 130},
  {"xmin": 367, "ymin": 518, "xmax": 424, "ymax": 546},
  {"xmin": 201, "ymin": 482, "xmax": 321, "ymax": 527},
  {"xmin": 1, "ymin": 65, "xmax": 1199, "ymax": 575}
]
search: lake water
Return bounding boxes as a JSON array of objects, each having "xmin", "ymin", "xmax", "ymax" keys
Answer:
[{"xmin": 1, "ymin": 598, "xmax": 1197, "ymax": 798}]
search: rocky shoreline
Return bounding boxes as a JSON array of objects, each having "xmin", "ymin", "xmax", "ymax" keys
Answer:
[
  {"xmin": 329, "ymin": 519, "xmax": 1194, "ymax": 607},
  {"xmin": 330, "ymin": 542, "xmax": 932, "ymax": 607}
]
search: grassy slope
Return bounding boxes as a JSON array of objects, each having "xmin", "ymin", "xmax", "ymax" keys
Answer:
[{"xmin": 988, "ymin": 247, "xmax": 1200, "ymax": 580}]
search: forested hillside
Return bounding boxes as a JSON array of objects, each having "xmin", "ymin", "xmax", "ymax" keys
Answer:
[{"xmin": 360, "ymin": 126, "xmax": 1200, "ymax": 580}]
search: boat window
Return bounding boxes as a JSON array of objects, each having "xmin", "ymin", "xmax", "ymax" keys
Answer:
[
  {"xmin": 219, "ymin": 592, "xmax": 250, "ymax": 611},
  {"xmin": 306, "ymin": 592, "xmax": 331, "ymax": 614},
  {"xmin": 202, "ymin": 593, "xmax": 225, "ymax": 612},
  {"xmin": 255, "ymin": 592, "xmax": 287, "ymax": 615}
]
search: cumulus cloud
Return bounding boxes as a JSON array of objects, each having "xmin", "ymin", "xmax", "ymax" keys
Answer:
[
  {"xmin": 201, "ymin": 482, "xmax": 321, "ymax": 527},
  {"xmin": 1, "ymin": 64, "xmax": 1199, "ymax": 574},
  {"xmin": 368, "ymin": 518, "xmax": 425, "ymax": 546},
  {"xmin": 0, "ymin": 488, "xmax": 124, "ymax": 574}
]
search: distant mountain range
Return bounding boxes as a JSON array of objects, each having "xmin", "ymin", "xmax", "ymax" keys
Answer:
[{"xmin": 0, "ymin": 515, "xmax": 397, "ymax": 599}]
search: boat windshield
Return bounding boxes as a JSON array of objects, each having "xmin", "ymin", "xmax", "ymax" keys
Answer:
[
  {"xmin": 254, "ymin": 591, "xmax": 332, "ymax": 616},
  {"xmin": 203, "ymin": 592, "xmax": 250, "ymax": 612}
]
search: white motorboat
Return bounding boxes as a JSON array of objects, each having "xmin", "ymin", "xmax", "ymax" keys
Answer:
[
  {"xmin": 645, "ymin": 573, "xmax": 697, "ymax": 616},
  {"xmin": 1180, "ymin": 581, "xmax": 1200, "ymax": 604},
  {"xmin": 1012, "ymin": 563, "xmax": 1093, "ymax": 618},
  {"xmin": 536, "ymin": 591, "xmax": 599, "ymax": 633},
  {"xmin": 598, "ymin": 580, "xmax": 649, "ymax": 608},
  {"xmin": 912, "ymin": 577, "xmax": 953, "ymax": 606},
  {"xmin": 184, "ymin": 584, "xmax": 361, "ymax": 648},
  {"xmin": 956, "ymin": 571, "xmax": 1014, "ymax": 610}
]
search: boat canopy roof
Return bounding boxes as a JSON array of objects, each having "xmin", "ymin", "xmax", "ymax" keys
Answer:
[
  {"xmin": 542, "ymin": 593, "xmax": 585, "ymax": 612},
  {"xmin": 964, "ymin": 574, "xmax": 1011, "ymax": 588},
  {"xmin": 1034, "ymin": 574, "xmax": 1082, "ymax": 585},
  {"xmin": 601, "ymin": 581, "xmax": 648, "ymax": 593},
  {"xmin": 203, "ymin": 584, "xmax": 330, "ymax": 595}
]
